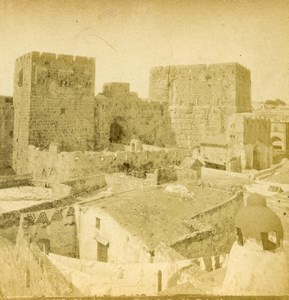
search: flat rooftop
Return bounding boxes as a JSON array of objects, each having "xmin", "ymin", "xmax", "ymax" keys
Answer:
[{"xmin": 80, "ymin": 184, "xmax": 235, "ymax": 249}]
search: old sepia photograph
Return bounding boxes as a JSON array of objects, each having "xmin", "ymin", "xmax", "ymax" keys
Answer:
[{"xmin": 0, "ymin": 0, "xmax": 288, "ymax": 298}]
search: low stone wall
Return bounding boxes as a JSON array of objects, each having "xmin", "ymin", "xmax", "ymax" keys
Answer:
[
  {"xmin": 0, "ymin": 174, "xmax": 32, "ymax": 189},
  {"xmin": 28, "ymin": 145, "xmax": 190, "ymax": 184},
  {"xmin": 156, "ymin": 167, "xmax": 178, "ymax": 184},
  {"xmin": 176, "ymin": 168, "xmax": 198, "ymax": 181},
  {"xmin": 201, "ymin": 167, "xmax": 252, "ymax": 185},
  {"xmin": 254, "ymin": 158, "xmax": 288, "ymax": 180},
  {"xmin": 252, "ymin": 180, "xmax": 289, "ymax": 193},
  {"xmin": 105, "ymin": 173, "xmax": 156, "ymax": 193},
  {"xmin": 171, "ymin": 193, "xmax": 244, "ymax": 258},
  {"xmin": 106, "ymin": 167, "xmax": 181, "ymax": 193},
  {"xmin": 63, "ymin": 174, "xmax": 106, "ymax": 195}
]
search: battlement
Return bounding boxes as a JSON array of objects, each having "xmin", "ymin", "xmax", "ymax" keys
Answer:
[
  {"xmin": 103, "ymin": 82, "xmax": 130, "ymax": 98},
  {"xmin": 149, "ymin": 62, "xmax": 251, "ymax": 106},
  {"xmin": 232, "ymin": 113, "xmax": 270, "ymax": 122},
  {"xmin": 150, "ymin": 62, "xmax": 250, "ymax": 75},
  {"xmin": 16, "ymin": 51, "xmax": 95, "ymax": 67},
  {"xmin": 244, "ymin": 115, "xmax": 271, "ymax": 125},
  {"xmin": 150, "ymin": 64, "xmax": 207, "ymax": 76},
  {"xmin": 228, "ymin": 113, "xmax": 271, "ymax": 133},
  {"xmin": 15, "ymin": 52, "xmax": 33, "ymax": 62}
]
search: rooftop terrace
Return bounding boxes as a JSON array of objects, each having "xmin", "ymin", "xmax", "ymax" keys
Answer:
[{"xmin": 80, "ymin": 184, "xmax": 235, "ymax": 249}]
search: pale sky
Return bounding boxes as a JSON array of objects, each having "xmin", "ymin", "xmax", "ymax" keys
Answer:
[{"xmin": 0, "ymin": 0, "xmax": 289, "ymax": 101}]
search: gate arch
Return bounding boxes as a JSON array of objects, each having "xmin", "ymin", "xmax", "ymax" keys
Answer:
[
  {"xmin": 109, "ymin": 117, "xmax": 130, "ymax": 144},
  {"xmin": 271, "ymin": 136, "xmax": 283, "ymax": 150}
]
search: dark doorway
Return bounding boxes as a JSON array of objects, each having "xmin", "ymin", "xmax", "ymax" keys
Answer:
[
  {"xmin": 97, "ymin": 241, "xmax": 108, "ymax": 262},
  {"xmin": 253, "ymin": 148, "xmax": 260, "ymax": 170},
  {"xmin": 109, "ymin": 117, "xmax": 129, "ymax": 144},
  {"xmin": 157, "ymin": 270, "xmax": 162, "ymax": 292}
]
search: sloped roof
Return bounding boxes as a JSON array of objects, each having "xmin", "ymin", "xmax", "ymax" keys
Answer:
[
  {"xmin": 180, "ymin": 157, "xmax": 204, "ymax": 169},
  {"xmin": 80, "ymin": 185, "xmax": 234, "ymax": 250}
]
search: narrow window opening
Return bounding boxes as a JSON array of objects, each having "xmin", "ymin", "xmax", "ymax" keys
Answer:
[
  {"xmin": 95, "ymin": 217, "xmax": 100, "ymax": 229},
  {"xmin": 18, "ymin": 68, "xmax": 23, "ymax": 87},
  {"xmin": 25, "ymin": 269, "xmax": 30, "ymax": 288},
  {"xmin": 157, "ymin": 270, "xmax": 162, "ymax": 292},
  {"xmin": 236, "ymin": 227, "xmax": 244, "ymax": 246}
]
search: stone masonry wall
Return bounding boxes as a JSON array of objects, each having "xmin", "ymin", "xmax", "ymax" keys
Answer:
[
  {"xmin": 28, "ymin": 144, "xmax": 190, "ymax": 184},
  {"xmin": 94, "ymin": 83, "xmax": 175, "ymax": 150},
  {"xmin": 0, "ymin": 96, "xmax": 13, "ymax": 169},
  {"xmin": 13, "ymin": 53, "xmax": 33, "ymax": 175},
  {"xmin": 13, "ymin": 52, "xmax": 95, "ymax": 175},
  {"xmin": 28, "ymin": 52, "xmax": 95, "ymax": 151},
  {"xmin": 0, "ymin": 194, "xmax": 80, "ymax": 244},
  {"xmin": 171, "ymin": 193, "xmax": 244, "ymax": 258},
  {"xmin": 0, "ymin": 174, "xmax": 31, "ymax": 189},
  {"xmin": 149, "ymin": 63, "xmax": 251, "ymax": 148},
  {"xmin": 21, "ymin": 205, "xmax": 77, "ymax": 257},
  {"xmin": 235, "ymin": 64, "xmax": 252, "ymax": 113}
]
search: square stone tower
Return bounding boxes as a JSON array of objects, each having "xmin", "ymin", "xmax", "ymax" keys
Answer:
[
  {"xmin": 13, "ymin": 52, "xmax": 95, "ymax": 175},
  {"xmin": 149, "ymin": 63, "xmax": 251, "ymax": 148}
]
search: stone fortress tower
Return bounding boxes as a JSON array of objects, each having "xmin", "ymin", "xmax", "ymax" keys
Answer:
[
  {"xmin": 9, "ymin": 50, "xmax": 263, "ymax": 175},
  {"xmin": 149, "ymin": 63, "xmax": 252, "ymax": 148},
  {"xmin": 13, "ymin": 52, "xmax": 95, "ymax": 175},
  {"xmin": 220, "ymin": 193, "xmax": 288, "ymax": 295}
]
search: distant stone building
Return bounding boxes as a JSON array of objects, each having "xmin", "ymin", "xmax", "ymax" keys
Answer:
[
  {"xmin": 76, "ymin": 185, "xmax": 241, "ymax": 264},
  {"xmin": 253, "ymin": 106, "xmax": 289, "ymax": 152},
  {"xmin": 149, "ymin": 63, "xmax": 252, "ymax": 148},
  {"xmin": 227, "ymin": 114, "xmax": 272, "ymax": 170},
  {"xmin": 200, "ymin": 114, "xmax": 272, "ymax": 171},
  {"xmin": 177, "ymin": 157, "xmax": 204, "ymax": 180},
  {"xmin": 270, "ymin": 121, "xmax": 289, "ymax": 151}
]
